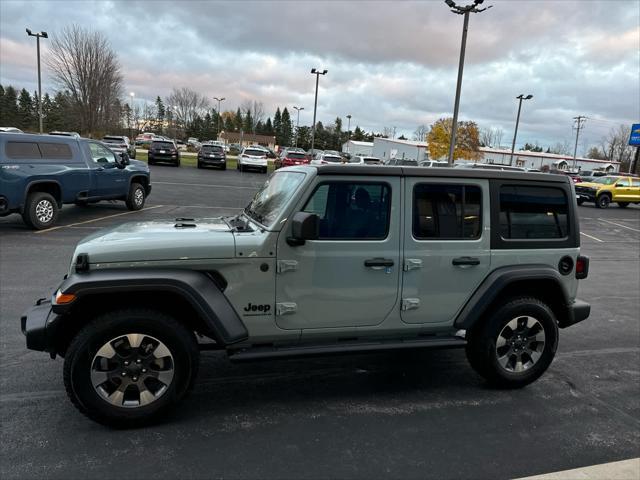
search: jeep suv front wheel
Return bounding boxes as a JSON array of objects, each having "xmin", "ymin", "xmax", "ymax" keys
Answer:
[
  {"xmin": 465, "ymin": 297, "xmax": 558, "ymax": 388},
  {"xmin": 595, "ymin": 194, "xmax": 611, "ymax": 208},
  {"xmin": 64, "ymin": 308, "xmax": 199, "ymax": 427}
]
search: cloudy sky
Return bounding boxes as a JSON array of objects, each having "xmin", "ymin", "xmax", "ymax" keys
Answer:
[{"xmin": 1, "ymin": 0, "xmax": 638, "ymax": 152}]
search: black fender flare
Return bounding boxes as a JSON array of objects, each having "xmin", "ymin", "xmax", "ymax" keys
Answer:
[
  {"xmin": 454, "ymin": 264, "xmax": 571, "ymax": 330},
  {"xmin": 23, "ymin": 179, "xmax": 63, "ymax": 211},
  {"xmin": 53, "ymin": 269, "xmax": 248, "ymax": 345}
]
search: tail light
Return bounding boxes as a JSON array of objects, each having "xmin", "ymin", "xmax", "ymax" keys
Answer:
[{"xmin": 576, "ymin": 255, "xmax": 589, "ymax": 279}]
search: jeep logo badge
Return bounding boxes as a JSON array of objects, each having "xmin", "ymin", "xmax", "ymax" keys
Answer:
[{"xmin": 243, "ymin": 303, "xmax": 272, "ymax": 316}]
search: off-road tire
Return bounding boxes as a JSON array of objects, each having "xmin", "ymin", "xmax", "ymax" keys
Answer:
[
  {"xmin": 22, "ymin": 192, "xmax": 58, "ymax": 230},
  {"xmin": 465, "ymin": 297, "xmax": 558, "ymax": 388},
  {"xmin": 125, "ymin": 182, "xmax": 146, "ymax": 211},
  {"xmin": 618, "ymin": 202, "xmax": 629, "ymax": 208},
  {"xmin": 63, "ymin": 308, "xmax": 199, "ymax": 427},
  {"xmin": 595, "ymin": 194, "xmax": 611, "ymax": 209}
]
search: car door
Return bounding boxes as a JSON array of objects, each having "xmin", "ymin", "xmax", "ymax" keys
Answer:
[
  {"xmin": 614, "ymin": 177, "xmax": 631, "ymax": 202},
  {"xmin": 87, "ymin": 141, "xmax": 125, "ymax": 197},
  {"xmin": 275, "ymin": 177, "xmax": 401, "ymax": 331},
  {"xmin": 401, "ymin": 177, "xmax": 491, "ymax": 325}
]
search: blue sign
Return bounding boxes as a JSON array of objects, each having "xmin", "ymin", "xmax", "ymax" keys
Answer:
[{"xmin": 630, "ymin": 123, "xmax": 640, "ymax": 146}]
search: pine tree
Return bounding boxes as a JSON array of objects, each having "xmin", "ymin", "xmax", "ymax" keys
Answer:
[
  {"xmin": 243, "ymin": 108, "xmax": 253, "ymax": 133},
  {"xmin": 264, "ymin": 117, "xmax": 274, "ymax": 136},
  {"xmin": 273, "ymin": 108, "xmax": 282, "ymax": 144},
  {"xmin": 281, "ymin": 108, "xmax": 293, "ymax": 146},
  {"xmin": 235, "ymin": 108, "xmax": 243, "ymax": 131},
  {"xmin": 17, "ymin": 89, "xmax": 34, "ymax": 131},
  {"xmin": 155, "ymin": 96, "xmax": 165, "ymax": 132},
  {"xmin": 352, "ymin": 126, "xmax": 365, "ymax": 141},
  {"xmin": 1, "ymin": 86, "xmax": 19, "ymax": 127}
]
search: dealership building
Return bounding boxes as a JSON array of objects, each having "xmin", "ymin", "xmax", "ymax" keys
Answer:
[{"xmin": 369, "ymin": 138, "xmax": 620, "ymax": 172}]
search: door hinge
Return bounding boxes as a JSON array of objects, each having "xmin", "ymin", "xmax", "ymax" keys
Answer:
[
  {"xmin": 277, "ymin": 260, "xmax": 298, "ymax": 274},
  {"xmin": 276, "ymin": 302, "xmax": 298, "ymax": 316},
  {"xmin": 403, "ymin": 259, "xmax": 423, "ymax": 271},
  {"xmin": 401, "ymin": 298, "xmax": 420, "ymax": 311}
]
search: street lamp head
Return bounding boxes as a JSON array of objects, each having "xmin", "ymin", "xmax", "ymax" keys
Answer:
[
  {"xmin": 26, "ymin": 28, "xmax": 32, "ymax": 35},
  {"xmin": 41, "ymin": 31, "xmax": 48, "ymax": 38},
  {"xmin": 525, "ymin": 94, "xmax": 533, "ymax": 100},
  {"xmin": 445, "ymin": 0, "xmax": 455, "ymax": 7},
  {"xmin": 346, "ymin": 114, "xmax": 352, "ymax": 119}
]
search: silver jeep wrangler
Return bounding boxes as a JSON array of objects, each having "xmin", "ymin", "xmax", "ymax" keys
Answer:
[{"xmin": 22, "ymin": 165, "xmax": 590, "ymax": 426}]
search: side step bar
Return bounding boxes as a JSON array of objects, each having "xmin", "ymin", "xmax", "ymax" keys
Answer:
[{"xmin": 228, "ymin": 336, "xmax": 466, "ymax": 362}]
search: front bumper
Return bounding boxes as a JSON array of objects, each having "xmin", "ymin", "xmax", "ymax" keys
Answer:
[
  {"xmin": 575, "ymin": 189, "xmax": 596, "ymax": 201},
  {"xmin": 21, "ymin": 298, "xmax": 61, "ymax": 353},
  {"xmin": 559, "ymin": 299, "xmax": 591, "ymax": 329}
]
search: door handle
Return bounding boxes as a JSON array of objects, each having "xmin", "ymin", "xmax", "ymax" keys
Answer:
[
  {"xmin": 364, "ymin": 258, "xmax": 394, "ymax": 268},
  {"xmin": 452, "ymin": 256, "xmax": 480, "ymax": 266},
  {"xmin": 96, "ymin": 167, "xmax": 104, "ymax": 172}
]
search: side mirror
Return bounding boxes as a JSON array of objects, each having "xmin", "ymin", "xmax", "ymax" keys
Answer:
[
  {"xmin": 118, "ymin": 152, "xmax": 130, "ymax": 168},
  {"xmin": 287, "ymin": 212, "xmax": 319, "ymax": 246}
]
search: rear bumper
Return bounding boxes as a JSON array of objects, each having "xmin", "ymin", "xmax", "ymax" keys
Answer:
[{"xmin": 559, "ymin": 298, "xmax": 591, "ymax": 328}]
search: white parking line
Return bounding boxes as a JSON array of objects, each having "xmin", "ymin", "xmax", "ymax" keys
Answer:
[
  {"xmin": 598, "ymin": 218, "xmax": 640, "ymax": 233},
  {"xmin": 154, "ymin": 181, "xmax": 257, "ymax": 190},
  {"xmin": 35, "ymin": 205, "xmax": 164, "ymax": 234},
  {"xmin": 580, "ymin": 231, "xmax": 604, "ymax": 242}
]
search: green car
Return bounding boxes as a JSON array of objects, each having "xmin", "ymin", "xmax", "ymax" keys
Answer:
[{"xmin": 22, "ymin": 165, "xmax": 590, "ymax": 426}]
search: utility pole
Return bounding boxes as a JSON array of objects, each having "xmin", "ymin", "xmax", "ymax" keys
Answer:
[
  {"xmin": 26, "ymin": 28, "xmax": 48, "ymax": 133},
  {"xmin": 443, "ymin": 0, "xmax": 492, "ymax": 165},
  {"xmin": 346, "ymin": 114, "xmax": 352, "ymax": 153},
  {"xmin": 509, "ymin": 94, "xmax": 533, "ymax": 165},
  {"xmin": 572, "ymin": 116, "xmax": 587, "ymax": 171},
  {"xmin": 213, "ymin": 97, "xmax": 225, "ymax": 140},
  {"xmin": 293, "ymin": 106, "xmax": 304, "ymax": 147},
  {"xmin": 310, "ymin": 68, "xmax": 327, "ymax": 158}
]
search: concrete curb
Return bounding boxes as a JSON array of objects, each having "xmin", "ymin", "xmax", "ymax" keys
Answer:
[{"xmin": 515, "ymin": 458, "xmax": 640, "ymax": 480}]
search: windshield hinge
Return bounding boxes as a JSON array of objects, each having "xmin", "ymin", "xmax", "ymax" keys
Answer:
[
  {"xmin": 277, "ymin": 260, "xmax": 299, "ymax": 274},
  {"xmin": 276, "ymin": 302, "xmax": 297, "ymax": 316}
]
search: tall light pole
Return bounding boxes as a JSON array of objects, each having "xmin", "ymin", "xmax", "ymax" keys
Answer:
[
  {"xmin": 26, "ymin": 28, "xmax": 48, "ymax": 133},
  {"xmin": 444, "ymin": 0, "xmax": 492, "ymax": 165},
  {"xmin": 293, "ymin": 106, "xmax": 304, "ymax": 147},
  {"xmin": 310, "ymin": 68, "xmax": 327, "ymax": 158},
  {"xmin": 509, "ymin": 94, "xmax": 533, "ymax": 165},
  {"xmin": 346, "ymin": 114, "xmax": 352, "ymax": 153},
  {"xmin": 214, "ymin": 96, "xmax": 225, "ymax": 140}
]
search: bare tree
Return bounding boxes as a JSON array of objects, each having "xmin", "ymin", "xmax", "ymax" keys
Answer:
[
  {"xmin": 166, "ymin": 87, "xmax": 209, "ymax": 129},
  {"xmin": 549, "ymin": 140, "xmax": 572, "ymax": 155},
  {"xmin": 240, "ymin": 100, "xmax": 265, "ymax": 133},
  {"xmin": 46, "ymin": 25, "xmax": 123, "ymax": 134},
  {"xmin": 413, "ymin": 125, "xmax": 428, "ymax": 142},
  {"xmin": 480, "ymin": 127, "xmax": 505, "ymax": 148},
  {"xmin": 602, "ymin": 125, "xmax": 634, "ymax": 168}
]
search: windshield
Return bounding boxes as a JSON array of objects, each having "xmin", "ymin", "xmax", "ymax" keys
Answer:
[
  {"xmin": 592, "ymin": 176, "xmax": 618, "ymax": 185},
  {"xmin": 244, "ymin": 172, "xmax": 306, "ymax": 228}
]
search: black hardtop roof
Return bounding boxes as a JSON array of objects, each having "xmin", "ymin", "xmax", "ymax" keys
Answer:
[{"xmin": 313, "ymin": 164, "xmax": 571, "ymax": 184}]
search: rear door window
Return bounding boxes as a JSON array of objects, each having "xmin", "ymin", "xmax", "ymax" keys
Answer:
[
  {"xmin": 39, "ymin": 143, "xmax": 73, "ymax": 159},
  {"xmin": 413, "ymin": 184, "xmax": 482, "ymax": 239},
  {"xmin": 5, "ymin": 142, "xmax": 42, "ymax": 159}
]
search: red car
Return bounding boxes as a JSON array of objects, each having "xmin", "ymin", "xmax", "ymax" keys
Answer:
[{"xmin": 275, "ymin": 151, "xmax": 310, "ymax": 169}]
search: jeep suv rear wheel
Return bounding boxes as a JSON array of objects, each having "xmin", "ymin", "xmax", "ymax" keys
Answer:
[
  {"xmin": 64, "ymin": 308, "xmax": 199, "ymax": 427},
  {"xmin": 466, "ymin": 297, "xmax": 558, "ymax": 388}
]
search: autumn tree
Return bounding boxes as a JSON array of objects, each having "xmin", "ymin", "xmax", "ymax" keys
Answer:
[{"xmin": 427, "ymin": 117, "xmax": 483, "ymax": 161}]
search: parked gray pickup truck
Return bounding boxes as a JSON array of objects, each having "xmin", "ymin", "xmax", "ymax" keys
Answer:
[
  {"xmin": 21, "ymin": 165, "xmax": 590, "ymax": 426},
  {"xmin": 0, "ymin": 133, "xmax": 151, "ymax": 229}
]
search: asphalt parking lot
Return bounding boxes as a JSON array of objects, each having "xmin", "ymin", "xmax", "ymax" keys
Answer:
[{"xmin": 1, "ymin": 165, "xmax": 639, "ymax": 479}]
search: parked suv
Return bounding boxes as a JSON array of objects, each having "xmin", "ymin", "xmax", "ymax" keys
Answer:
[
  {"xmin": 21, "ymin": 165, "xmax": 590, "ymax": 426},
  {"xmin": 148, "ymin": 140, "xmax": 180, "ymax": 166},
  {"xmin": 238, "ymin": 147, "xmax": 268, "ymax": 173},
  {"xmin": 275, "ymin": 150, "xmax": 309, "ymax": 169},
  {"xmin": 102, "ymin": 135, "xmax": 136, "ymax": 159},
  {"xmin": 0, "ymin": 133, "xmax": 151, "ymax": 229},
  {"xmin": 575, "ymin": 175, "xmax": 640, "ymax": 208},
  {"xmin": 197, "ymin": 143, "xmax": 226, "ymax": 170}
]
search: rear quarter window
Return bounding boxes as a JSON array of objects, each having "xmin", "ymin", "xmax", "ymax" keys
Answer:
[
  {"xmin": 5, "ymin": 142, "xmax": 41, "ymax": 159},
  {"xmin": 490, "ymin": 181, "xmax": 577, "ymax": 249}
]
